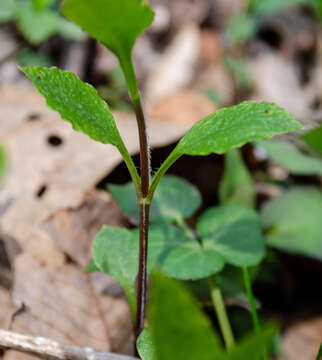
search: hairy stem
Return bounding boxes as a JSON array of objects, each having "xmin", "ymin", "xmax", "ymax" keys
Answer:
[
  {"xmin": 208, "ymin": 276, "xmax": 235, "ymax": 351},
  {"xmin": 242, "ymin": 266, "xmax": 268, "ymax": 360},
  {"xmin": 135, "ymin": 203, "xmax": 150, "ymax": 339},
  {"xmin": 120, "ymin": 54, "xmax": 151, "ymax": 343}
]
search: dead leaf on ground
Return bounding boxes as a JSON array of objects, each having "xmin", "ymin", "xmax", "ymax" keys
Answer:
[
  {"xmin": 145, "ymin": 24, "xmax": 201, "ymax": 102},
  {"xmin": 7, "ymin": 253, "xmax": 132, "ymax": 357},
  {"xmin": 283, "ymin": 316, "xmax": 322, "ymax": 360},
  {"xmin": 148, "ymin": 90, "xmax": 218, "ymax": 125},
  {"xmin": 0, "ymin": 287, "xmax": 15, "ymax": 329}
]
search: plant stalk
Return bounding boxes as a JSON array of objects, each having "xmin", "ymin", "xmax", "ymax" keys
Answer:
[
  {"xmin": 208, "ymin": 276, "xmax": 235, "ymax": 351},
  {"xmin": 120, "ymin": 55, "xmax": 151, "ymax": 342},
  {"xmin": 242, "ymin": 266, "xmax": 268, "ymax": 360},
  {"xmin": 135, "ymin": 203, "xmax": 150, "ymax": 340}
]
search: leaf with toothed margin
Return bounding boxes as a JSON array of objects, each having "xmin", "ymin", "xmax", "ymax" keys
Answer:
[
  {"xmin": 20, "ymin": 66, "xmax": 124, "ymax": 147},
  {"xmin": 156, "ymin": 101, "xmax": 302, "ymax": 179}
]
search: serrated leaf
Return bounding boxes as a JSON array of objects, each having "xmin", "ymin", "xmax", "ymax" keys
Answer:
[
  {"xmin": 174, "ymin": 102, "xmax": 301, "ymax": 156},
  {"xmin": 62, "ymin": 0, "xmax": 154, "ymax": 60},
  {"xmin": 198, "ymin": 205, "xmax": 265, "ymax": 267},
  {"xmin": 149, "ymin": 272, "xmax": 227, "ymax": 360},
  {"xmin": 261, "ymin": 187, "xmax": 322, "ymax": 260},
  {"xmin": 21, "ymin": 66, "xmax": 124, "ymax": 147},
  {"xmin": 16, "ymin": 4, "xmax": 59, "ymax": 44},
  {"xmin": 0, "ymin": 0, "xmax": 16, "ymax": 23},
  {"xmin": 93, "ymin": 226, "xmax": 138, "ymax": 314},
  {"xmin": 110, "ymin": 175, "xmax": 201, "ymax": 224},
  {"xmin": 301, "ymin": 125, "xmax": 322, "ymax": 156},
  {"xmin": 219, "ymin": 149, "xmax": 256, "ymax": 208},
  {"xmin": 257, "ymin": 140, "xmax": 322, "ymax": 176},
  {"xmin": 137, "ymin": 328, "xmax": 156, "ymax": 360},
  {"xmin": 155, "ymin": 102, "xmax": 302, "ymax": 183}
]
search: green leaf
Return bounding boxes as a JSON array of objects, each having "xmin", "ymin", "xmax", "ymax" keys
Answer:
[
  {"xmin": 146, "ymin": 225, "xmax": 225, "ymax": 280},
  {"xmin": 30, "ymin": 0, "xmax": 56, "ymax": 11},
  {"xmin": 110, "ymin": 175, "xmax": 201, "ymax": 224},
  {"xmin": 149, "ymin": 272, "xmax": 227, "ymax": 360},
  {"xmin": 250, "ymin": 0, "xmax": 315, "ymax": 16},
  {"xmin": 16, "ymin": 48, "xmax": 52, "ymax": 67},
  {"xmin": 226, "ymin": 14, "xmax": 257, "ymax": 46},
  {"xmin": 84, "ymin": 259, "xmax": 100, "ymax": 274},
  {"xmin": 0, "ymin": 0, "xmax": 16, "ymax": 23},
  {"xmin": 151, "ymin": 102, "xmax": 302, "ymax": 194},
  {"xmin": 137, "ymin": 328, "xmax": 156, "ymax": 360},
  {"xmin": 257, "ymin": 140, "xmax": 322, "ymax": 176},
  {"xmin": 219, "ymin": 149, "xmax": 256, "ymax": 208},
  {"xmin": 16, "ymin": 4, "xmax": 59, "ymax": 44},
  {"xmin": 175, "ymin": 102, "xmax": 301, "ymax": 156},
  {"xmin": 198, "ymin": 205, "xmax": 265, "ymax": 267},
  {"xmin": 93, "ymin": 226, "xmax": 138, "ymax": 314},
  {"xmin": 62, "ymin": 0, "xmax": 154, "ymax": 60},
  {"xmin": 301, "ymin": 125, "xmax": 322, "ymax": 156},
  {"xmin": 58, "ymin": 18, "xmax": 86, "ymax": 41},
  {"xmin": 21, "ymin": 67, "xmax": 124, "ymax": 147},
  {"xmin": 229, "ymin": 324, "xmax": 277, "ymax": 360},
  {"xmin": 261, "ymin": 187, "xmax": 322, "ymax": 260}
]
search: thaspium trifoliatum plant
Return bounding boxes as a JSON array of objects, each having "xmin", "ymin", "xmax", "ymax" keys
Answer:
[{"xmin": 21, "ymin": 0, "xmax": 302, "ymax": 357}]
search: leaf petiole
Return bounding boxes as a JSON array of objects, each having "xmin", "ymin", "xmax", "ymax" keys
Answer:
[
  {"xmin": 242, "ymin": 266, "xmax": 268, "ymax": 360},
  {"xmin": 208, "ymin": 276, "xmax": 235, "ymax": 351}
]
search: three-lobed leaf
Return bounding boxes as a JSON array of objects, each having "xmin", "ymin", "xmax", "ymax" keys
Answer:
[
  {"xmin": 261, "ymin": 187, "xmax": 322, "ymax": 260},
  {"xmin": 257, "ymin": 140, "xmax": 322, "ymax": 176},
  {"xmin": 198, "ymin": 205, "xmax": 265, "ymax": 267},
  {"xmin": 21, "ymin": 66, "xmax": 124, "ymax": 147},
  {"xmin": 110, "ymin": 175, "xmax": 201, "ymax": 225}
]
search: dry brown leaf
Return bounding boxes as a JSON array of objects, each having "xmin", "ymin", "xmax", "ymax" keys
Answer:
[
  {"xmin": 0, "ymin": 287, "xmax": 15, "ymax": 329},
  {"xmin": 283, "ymin": 317, "xmax": 322, "ymax": 360},
  {"xmin": 200, "ymin": 30, "xmax": 222, "ymax": 66},
  {"xmin": 145, "ymin": 24, "xmax": 201, "ymax": 102},
  {"xmin": 42, "ymin": 190, "xmax": 126, "ymax": 267},
  {"xmin": 8, "ymin": 253, "xmax": 132, "ymax": 355},
  {"xmin": 0, "ymin": 85, "xmax": 191, "ymax": 255},
  {"xmin": 149, "ymin": 90, "xmax": 217, "ymax": 125},
  {"xmin": 249, "ymin": 53, "xmax": 312, "ymax": 122}
]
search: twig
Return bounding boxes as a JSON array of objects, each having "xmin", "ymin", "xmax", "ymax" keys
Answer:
[{"xmin": 0, "ymin": 329, "xmax": 138, "ymax": 360}]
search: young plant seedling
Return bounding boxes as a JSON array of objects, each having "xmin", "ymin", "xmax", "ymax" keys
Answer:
[{"xmin": 21, "ymin": 0, "xmax": 302, "ymax": 354}]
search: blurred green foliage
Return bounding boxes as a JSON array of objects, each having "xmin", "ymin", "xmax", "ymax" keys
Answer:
[{"xmin": 0, "ymin": 0, "xmax": 85, "ymax": 44}]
